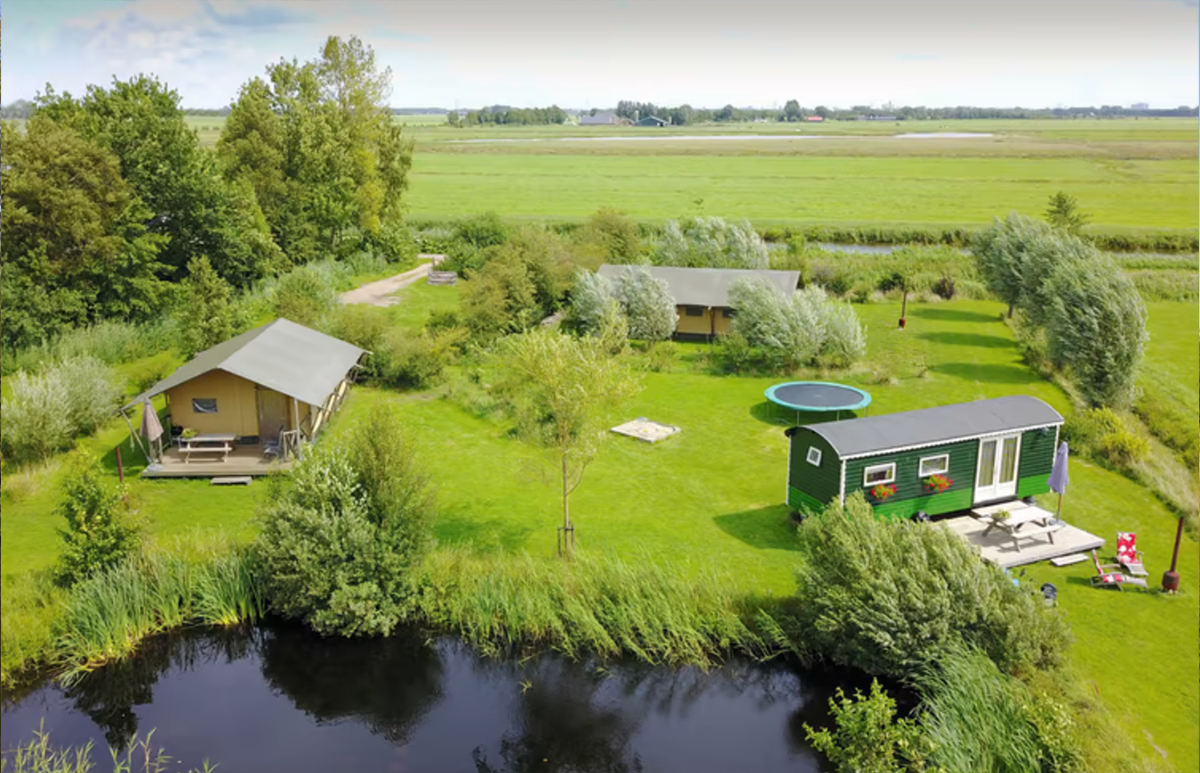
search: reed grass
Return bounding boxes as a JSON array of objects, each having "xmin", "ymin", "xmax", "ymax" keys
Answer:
[
  {"xmin": 54, "ymin": 541, "xmax": 265, "ymax": 681},
  {"xmin": 420, "ymin": 548, "xmax": 768, "ymax": 666},
  {"xmin": 1, "ymin": 725, "xmax": 217, "ymax": 773}
]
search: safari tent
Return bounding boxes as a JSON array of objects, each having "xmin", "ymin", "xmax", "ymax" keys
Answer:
[
  {"xmin": 784, "ymin": 396, "xmax": 1064, "ymax": 520},
  {"xmin": 121, "ymin": 319, "xmax": 366, "ymax": 477}
]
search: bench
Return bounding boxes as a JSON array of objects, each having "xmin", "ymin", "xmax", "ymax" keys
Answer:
[
  {"xmin": 1010, "ymin": 522, "xmax": 1065, "ymax": 552},
  {"xmin": 183, "ymin": 444, "xmax": 232, "ymax": 463}
]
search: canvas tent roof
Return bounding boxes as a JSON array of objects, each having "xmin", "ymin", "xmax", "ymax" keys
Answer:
[
  {"xmin": 124, "ymin": 319, "xmax": 366, "ymax": 410},
  {"xmin": 793, "ymin": 395, "xmax": 1063, "ymax": 459},
  {"xmin": 596, "ymin": 265, "xmax": 801, "ymax": 308}
]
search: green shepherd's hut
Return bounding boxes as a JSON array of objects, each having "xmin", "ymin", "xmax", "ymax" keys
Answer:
[{"xmin": 784, "ymin": 395, "xmax": 1064, "ymax": 519}]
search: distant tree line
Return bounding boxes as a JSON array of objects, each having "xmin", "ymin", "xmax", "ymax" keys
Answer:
[{"xmin": 448, "ymin": 105, "xmax": 568, "ymax": 126}]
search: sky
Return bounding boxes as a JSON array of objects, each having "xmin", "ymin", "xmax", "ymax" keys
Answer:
[{"xmin": 2, "ymin": 0, "xmax": 1198, "ymax": 109}]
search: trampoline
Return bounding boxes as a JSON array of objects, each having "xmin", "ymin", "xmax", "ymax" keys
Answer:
[{"xmin": 764, "ymin": 381, "xmax": 872, "ymax": 423}]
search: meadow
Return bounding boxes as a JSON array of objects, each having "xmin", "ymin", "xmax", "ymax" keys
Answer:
[
  {"xmin": 3, "ymin": 283, "xmax": 1196, "ymax": 769},
  {"xmin": 167, "ymin": 115, "xmax": 1200, "ymax": 235}
]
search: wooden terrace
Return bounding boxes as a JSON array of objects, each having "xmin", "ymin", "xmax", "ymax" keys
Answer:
[
  {"xmin": 941, "ymin": 504, "xmax": 1104, "ymax": 569},
  {"xmin": 140, "ymin": 443, "xmax": 294, "ymax": 479}
]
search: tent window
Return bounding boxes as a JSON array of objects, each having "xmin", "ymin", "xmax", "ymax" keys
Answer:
[
  {"xmin": 919, "ymin": 454, "xmax": 949, "ymax": 476},
  {"xmin": 684, "ymin": 306, "xmax": 705, "ymax": 317},
  {"xmin": 722, "ymin": 308, "xmax": 736, "ymax": 318},
  {"xmin": 192, "ymin": 398, "xmax": 218, "ymax": 414},
  {"xmin": 863, "ymin": 463, "xmax": 896, "ymax": 486},
  {"xmin": 806, "ymin": 446, "xmax": 822, "ymax": 466}
]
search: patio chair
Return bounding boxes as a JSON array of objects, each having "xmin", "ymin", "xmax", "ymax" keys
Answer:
[
  {"xmin": 1089, "ymin": 550, "xmax": 1147, "ymax": 591},
  {"xmin": 262, "ymin": 425, "xmax": 286, "ymax": 460},
  {"xmin": 1115, "ymin": 532, "xmax": 1148, "ymax": 576}
]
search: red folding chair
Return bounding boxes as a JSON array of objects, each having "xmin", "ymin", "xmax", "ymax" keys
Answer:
[
  {"xmin": 1115, "ymin": 532, "xmax": 1148, "ymax": 577},
  {"xmin": 1090, "ymin": 550, "xmax": 1147, "ymax": 591}
]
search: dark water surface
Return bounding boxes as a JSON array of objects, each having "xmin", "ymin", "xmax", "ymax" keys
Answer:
[{"xmin": 2, "ymin": 626, "xmax": 862, "ymax": 773}]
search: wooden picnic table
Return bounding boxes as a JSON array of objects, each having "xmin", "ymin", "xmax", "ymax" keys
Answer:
[
  {"xmin": 181, "ymin": 433, "xmax": 238, "ymax": 463},
  {"xmin": 972, "ymin": 501, "xmax": 1064, "ymax": 552}
]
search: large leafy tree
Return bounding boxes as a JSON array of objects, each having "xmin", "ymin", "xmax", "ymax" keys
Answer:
[
  {"xmin": 219, "ymin": 36, "xmax": 413, "ymax": 263},
  {"xmin": 612, "ymin": 265, "xmax": 677, "ymax": 341},
  {"xmin": 972, "ymin": 213, "xmax": 1085, "ymax": 321},
  {"xmin": 1, "ymin": 117, "xmax": 168, "ymax": 349},
  {"xmin": 34, "ymin": 76, "xmax": 280, "ymax": 286}
]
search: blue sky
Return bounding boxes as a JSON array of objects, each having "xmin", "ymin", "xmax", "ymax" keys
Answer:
[{"xmin": 3, "ymin": 1, "xmax": 1197, "ymax": 109}]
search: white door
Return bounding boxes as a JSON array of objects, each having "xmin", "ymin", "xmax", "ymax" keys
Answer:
[{"xmin": 974, "ymin": 434, "xmax": 1021, "ymax": 503}]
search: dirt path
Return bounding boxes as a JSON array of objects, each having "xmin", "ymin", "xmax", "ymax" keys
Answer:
[{"xmin": 339, "ymin": 263, "xmax": 433, "ymax": 307}]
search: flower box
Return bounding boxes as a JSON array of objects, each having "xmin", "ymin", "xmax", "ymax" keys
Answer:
[
  {"xmin": 870, "ymin": 483, "xmax": 898, "ymax": 503},
  {"xmin": 923, "ymin": 474, "xmax": 953, "ymax": 494}
]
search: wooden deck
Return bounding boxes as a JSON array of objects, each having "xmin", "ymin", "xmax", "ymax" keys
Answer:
[
  {"xmin": 940, "ymin": 509, "xmax": 1105, "ymax": 569},
  {"xmin": 140, "ymin": 444, "xmax": 294, "ymax": 479}
]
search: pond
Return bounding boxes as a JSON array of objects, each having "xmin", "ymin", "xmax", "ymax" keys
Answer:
[
  {"xmin": 442, "ymin": 132, "xmax": 995, "ymax": 144},
  {"xmin": 1, "ymin": 626, "xmax": 867, "ymax": 772}
]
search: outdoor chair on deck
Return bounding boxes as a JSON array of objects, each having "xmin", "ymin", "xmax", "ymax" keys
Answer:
[
  {"xmin": 262, "ymin": 425, "xmax": 286, "ymax": 460},
  {"xmin": 1089, "ymin": 550, "xmax": 1147, "ymax": 591},
  {"xmin": 1115, "ymin": 532, "xmax": 1148, "ymax": 576}
]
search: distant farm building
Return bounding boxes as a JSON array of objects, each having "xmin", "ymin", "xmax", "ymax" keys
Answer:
[
  {"xmin": 634, "ymin": 115, "xmax": 668, "ymax": 127},
  {"xmin": 804, "ymin": 115, "xmax": 825, "ymax": 122},
  {"xmin": 580, "ymin": 111, "xmax": 623, "ymax": 126},
  {"xmin": 597, "ymin": 265, "xmax": 801, "ymax": 342}
]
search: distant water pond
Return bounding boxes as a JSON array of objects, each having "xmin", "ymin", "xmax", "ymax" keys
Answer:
[
  {"xmin": 1, "ymin": 626, "xmax": 867, "ymax": 772},
  {"xmin": 443, "ymin": 132, "xmax": 994, "ymax": 144}
]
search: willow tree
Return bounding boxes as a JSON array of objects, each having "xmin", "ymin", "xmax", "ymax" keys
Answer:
[{"xmin": 490, "ymin": 329, "xmax": 639, "ymax": 554}]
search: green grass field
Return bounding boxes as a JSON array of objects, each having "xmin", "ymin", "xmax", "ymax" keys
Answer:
[{"xmin": 2, "ymin": 290, "xmax": 1196, "ymax": 768}]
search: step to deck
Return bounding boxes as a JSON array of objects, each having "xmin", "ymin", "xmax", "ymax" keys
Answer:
[{"xmin": 211, "ymin": 476, "xmax": 253, "ymax": 486}]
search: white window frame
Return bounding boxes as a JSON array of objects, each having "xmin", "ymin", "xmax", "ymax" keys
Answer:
[
  {"xmin": 191, "ymin": 398, "xmax": 219, "ymax": 414},
  {"xmin": 863, "ymin": 463, "xmax": 896, "ymax": 487},
  {"xmin": 918, "ymin": 454, "xmax": 950, "ymax": 477},
  {"xmin": 806, "ymin": 446, "xmax": 823, "ymax": 466}
]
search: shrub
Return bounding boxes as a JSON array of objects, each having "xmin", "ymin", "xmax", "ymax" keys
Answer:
[
  {"xmin": 375, "ymin": 328, "xmax": 465, "ymax": 389},
  {"xmin": 323, "ymin": 304, "xmax": 389, "ymax": 353},
  {"xmin": 460, "ymin": 250, "xmax": 541, "ymax": 341},
  {"xmin": 712, "ymin": 330, "xmax": 758, "ymax": 374},
  {"xmin": 425, "ymin": 309, "xmax": 463, "ymax": 334},
  {"xmin": 931, "ymin": 275, "xmax": 957, "ymax": 300},
  {"xmin": 1134, "ymin": 391, "xmax": 1200, "ymax": 469},
  {"xmin": 612, "ymin": 265, "xmax": 677, "ymax": 341},
  {"xmin": 273, "ymin": 265, "xmax": 335, "ymax": 328},
  {"xmin": 793, "ymin": 494, "xmax": 1070, "ymax": 678},
  {"xmin": 823, "ymin": 297, "xmax": 868, "ymax": 367},
  {"xmin": 729, "ymin": 280, "xmax": 865, "ymax": 370},
  {"xmin": 54, "ymin": 450, "xmax": 143, "ymax": 587},
  {"xmin": 643, "ymin": 340, "xmax": 678, "ymax": 372},
  {"xmin": 255, "ymin": 403, "xmax": 436, "ymax": 637},
  {"xmin": 803, "ymin": 679, "xmax": 935, "ymax": 773},
  {"xmin": 574, "ymin": 207, "xmax": 644, "ymax": 265},
  {"xmin": 123, "ymin": 351, "xmax": 180, "ymax": 395},
  {"xmin": 566, "ymin": 268, "xmax": 618, "ymax": 336},
  {"xmin": 654, "ymin": 216, "xmax": 769, "ymax": 269},
  {"xmin": 1, "ymin": 357, "xmax": 121, "ymax": 462}
]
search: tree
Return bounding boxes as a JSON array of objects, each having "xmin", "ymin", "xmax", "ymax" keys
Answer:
[
  {"xmin": 255, "ymin": 403, "xmax": 436, "ymax": 636},
  {"xmin": 489, "ymin": 329, "xmax": 640, "ymax": 554},
  {"xmin": 178, "ymin": 256, "xmax": 235, "ymax": 358},
  {"xmin": 612, "ymin": 266, "xmax": 677, "ymax": 341},
  {"xmin": 219, "ymin": 36, "xmax": 413, "ymax": 262},
  {"xmin": 1044, "ymin": 191, "xmax": 1089, "ymax": 235},
  {"xmin": 576, "ymin": 208, "xmax": 644, "ymax": 265},
  {"xmin": 1, "ymin": 116, "xmax": 168, "ymax": 350},
  {"xmin": 783, "ymin": 99, "xmax": 802, "ymax": 122},
  {"xmin": 972, "ymin": 213, "xmax": 1078, "ymax": 320},
  {"xmin": 1043, "ymin": 254, "xmax": 1147, "ymax": 408},
  {"xmin": 55, "ymin": 450, "xmax": 143, "ymax": 586},
  {"xmin": 35, "ymin": 76, "xmax": 278, "ymax": 285},
  {"xmin": 889, "ymin": 248, "xmax": 918, "ymax": 329}
]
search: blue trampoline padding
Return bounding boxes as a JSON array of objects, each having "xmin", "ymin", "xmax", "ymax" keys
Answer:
[{"xmin": 764, "ymin": 381, "xmax": 872, "ymax": 412}]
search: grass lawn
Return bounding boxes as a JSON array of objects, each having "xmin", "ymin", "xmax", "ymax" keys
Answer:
[
  {"xmin": 3, "ymin": 291, "xmax": 1195, "ymax": 767},
  {"xmin": 1141, "ymin": 301, "xmax": 1199, "ymax": 417}
]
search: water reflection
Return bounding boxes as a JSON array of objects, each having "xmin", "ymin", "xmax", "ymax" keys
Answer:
[
  {"xmin": 2, "ymin": 626, "xmax": 861, "ymax": 772},
  {"xmin": 259, "ymin": 624, "xmax": 444, "ymax": 744}
]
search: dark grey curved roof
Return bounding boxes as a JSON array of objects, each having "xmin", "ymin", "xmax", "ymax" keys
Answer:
[
  {"xmin": 124, "ymin": 319, "xmax": 365, "ymax": 410},
  {"xmin": 794, "ymin": 395, "xmax": 1063, "ymax": 459}
]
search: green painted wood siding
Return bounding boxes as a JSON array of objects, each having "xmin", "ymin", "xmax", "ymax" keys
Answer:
[
  {"xmin": 1016, "ymin": 427, "xmax": 1058, "ymax": 497},
  {"xmin": 787, "ymin": 428, "xmax": 840, "ymax": 512},
  {"xmin": 845, "ymin": 439, "xmax": 979, "ymax": 517}
]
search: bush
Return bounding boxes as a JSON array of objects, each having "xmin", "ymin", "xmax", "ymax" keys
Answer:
[
  {"xmin": 729, "ymin": 281, "xmax": 865, "ymax": 370},
  {"xmin": 123, "ymin": 351, "xmax": 181, "ymax": 395},
  {"xmin": 54, "ymin": 450, "xmax": 143, "ymax": 587},
  {"xmin": 273, "ymin": 265, "xmax": 336, "ymax": 328},
  {"xmin": 574, "ymin": 207, "xmax": 644, "ymax": 265},
  {"xmin": 566, "ymin": 268, "xmax": 618, "ymax": 336},
  {"xmin": 654, "ymin": 216, "xmax": 769, "ymax": 269},
  {"xmin": 612, "ymin": 265, "xmax": 677, "ymax": 341},
  {"xmin": 712, "ymin": 330, "xmax": 766, "ymax": 375},
  {"xmin": 1, "ymin": 357, "xmax": 122, "ymax": 463},
  {"xmin": 375, "ymin": 328, "xmax": 465, "ymax": 389},
  {"xmin": 323, "ymin": 304, "xmax": 389, "ymax": 353},
  {"xmin": 255, "ymin": 404, "xmax": 436, "ymax": 637},
  {"xmin": 803, "ymin": 679, "xmax": 935, "ymax": 773},
  {"xmin": 931, "ymin": 275, "xmax": 957, "ymax": 300},
  {"xmin": 793, "ymin": 494, "xmax": 1070, "ymax": 678},
  {"xmin": 1062, "ymin": 407, "xmax": 1149, "ymax": 467},
  {"xmin": 642, "ymin": 340, "xmax": 678, "ymax": 373}
]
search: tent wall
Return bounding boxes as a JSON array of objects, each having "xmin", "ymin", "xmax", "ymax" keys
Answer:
[{"xmin": 166, "ymin": 371, "xmax": 261, "ymax": 436}]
